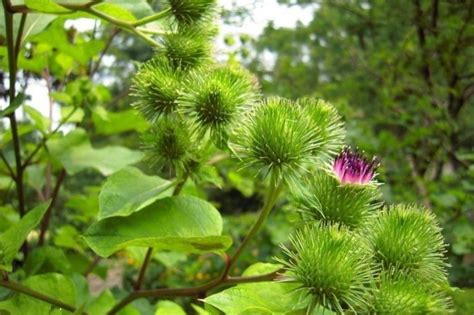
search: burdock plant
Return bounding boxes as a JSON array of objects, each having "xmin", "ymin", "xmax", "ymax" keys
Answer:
[{"xmin": 2, "ymin": 1, "xmax": 453, "ymax": 314}]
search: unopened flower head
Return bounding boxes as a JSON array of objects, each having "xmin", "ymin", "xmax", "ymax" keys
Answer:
[{"xmin": 333, "ymin": 147, "xmax": 378, "ymax": 185}]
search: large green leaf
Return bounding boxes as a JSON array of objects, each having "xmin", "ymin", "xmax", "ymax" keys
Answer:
[
  {"xmin": 92, "ymin": 106, "xmax": 149, "ymax": 135},
  {"xmin": 47, "ymin": 129, "xmax": 143, "ymax": 176},
  {"xmin": 0, "ymin": 202, "xmax": 50, "ymax": 271},
  {"xmin": 204, "ymin": 263, "xmax": 311, "ymax": 315},
  {"xmin": 83, "ymin": 196, "xmax": 232, "ymax": 257},
  {"xmin": 98, "ymin": 166, "xmax": 173, "ymax": 220},
  {"xmin": 0, "ymin": 9, "xmax": 57, "ymax": 41},
  {"xmin": 0, "ymin": 273, "xmax": 76, "ymax": 315}
]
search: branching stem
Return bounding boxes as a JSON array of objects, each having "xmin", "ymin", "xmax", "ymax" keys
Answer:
[
  {"xmin": 110, "ymin": 177, "xmax": 284, "ymax": 313},
  {"xmin": 0, "ymin": 280, "xmax": 77, "ymax": 313}
]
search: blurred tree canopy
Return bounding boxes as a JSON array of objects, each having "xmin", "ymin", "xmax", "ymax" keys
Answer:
[{"xmin": 229, "ymin": 0, "xmax": 474, "ymax": 287}]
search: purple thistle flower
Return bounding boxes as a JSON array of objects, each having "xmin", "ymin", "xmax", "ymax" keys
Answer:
[{"xmin": 333, "ymin": 148, "xmax": 378, "ymax": 185}]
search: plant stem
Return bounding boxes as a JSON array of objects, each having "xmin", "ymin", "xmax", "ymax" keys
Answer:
[
  {"xmin": 132, "ymin": 8, "xmax": 171, "ymax": 27},
  {"xmin": 228, "ymin": 178, "xmax": 283, "ymax": 270},
  {"xmin": 38, "ymin": 169, "xmax": 67, "ymax": 246},
  {"xmin": 22, "ymin": 107, "xmax": 78, "ymax": 169},
  {"xmin": 133, "ymin": 247, "xmax": 154, "ymax": 291},
  {"xmin": 108, "ymin": 269, "xmax": 281, "ymax": 314},
  {"xmin": 0, "ymin": 279, "xmax": 77, "ymax": 313},
  {"xmin": 133, "ymin": 174, "xmax": 190, "ymax": 290},
  {"xmin": 3, "ymin": 0, "xmax": 25, "ymax": 218}
]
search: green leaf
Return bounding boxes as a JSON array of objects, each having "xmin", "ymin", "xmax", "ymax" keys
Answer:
[
  {"xmin": 85, "ymin": 290, "xmax": 116, "ymax": 315},
  {"xmin": 83, "ymin": 196, "xmax": 232, "ymax": 257},
  {"xmin": 61, "ymin": 106, "xmax": 84, "ymax": 123},
  {"xmin": 0, "ymin": 93, "xmax": 25, "ymax": 118},
  {"xmin": 99, "ymin": 166, "xmax": 173, "ymax": 219},
  {"xmin": 0, "ymin": 10, "xmax": 56, "ymax": 41},
  {"xmin": 92, "ymin": 106, "xmax": 149, "ymax": 135},
  {"xmin": 54, "ymin": 225, "xmax": 86, "ymax": 254},
  {"xmin": 0, "ymin": 273, "xmax": 76, "ymax": 315},
  {"xmin": 24, "ymin": 246, "xmax": 71, "ymax": 276},
  {"xmin": 155, "ymin": 301, "xmax": 186, "ymax": 315},
  {"xmin": 0, "ymin": 202, "xmax": 50, "ymax": 271},
  {"xmin": 92, "ymin": 2, "xmax": 137, "ymax": 22},
  {"xmin": 24, "ymin": 105, "xmax": 51, "ymax": 134},
  {"xmin": 47, "ymin": 128, "xmax": 143, "ymax": 176},
  {"xmin": 25, "ymin": 0, "xmax": 71, "ymax": 13},
  {"xmin": 204, "ymin": 263, "xmax": 309, "ymax": 315}
]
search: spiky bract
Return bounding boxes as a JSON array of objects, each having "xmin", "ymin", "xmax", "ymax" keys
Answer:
[
  {"xmin": 280, "ymin": 224, "xmax": 373, "ymax": 314},
  {"xmin": 178, "ymin": 66, "xmax": 259, "ymax": 145},
  {"xmin": 166, "ymin": 0, "xmax": 216, "ymax": 26},
  {"xmin": 371, "ymin": 272, "xmax": 452, "ymax": 314},
  {"xmin": 131, "ymin": 58, "xmax": 182, "ymax": 121},
  {"xmin": 158, "ymin": 29, "xmax": 211, "ymax": 71},
  {"xmin": 297, "ymin": 98, "xmax": 345, "ymax": 162},
  {"xmin": 369, "ymin": 204, "xmax": 448, "ymax": 284},
  {"xmin": 294, "ymin": 170, "xmax": 381, "ymax": 229},
  {"xmin": 232, "ymin": 97, "xmax": 320, "ymax": 186},
  {"xmin": 142, "ymin": 116, "xmax": 198, "ymax": 173}
]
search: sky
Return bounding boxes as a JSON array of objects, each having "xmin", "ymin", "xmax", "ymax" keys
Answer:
[{"xmin": 1, "ymin": 0, "xmax": 316, "ymax": 127}]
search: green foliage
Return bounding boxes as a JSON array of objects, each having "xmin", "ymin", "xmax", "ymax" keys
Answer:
[
  {"xmin": 280, "ymin": 224, "xmax": 373, "ymax": 313},
  {"xmin": 83, "ymin": 196, "xmax": 232, "ymax": 257},
  {"xmin": 98, "ymin": 166, "xmax": 173, "ymax": 219},
  {"xmin": 0, "ymin": 1, "xmax": 461, "ymax": 314},
  {"xmin": 0, "ymin": 203, "xmax": 49, "ymax": 272},
  {"xmin": 47, "ymin": 128, "xmax": 143, "ymax": 176},
  {"xmin": 0, "ymin": 273, "xmax": 76, "ymax": 314}
]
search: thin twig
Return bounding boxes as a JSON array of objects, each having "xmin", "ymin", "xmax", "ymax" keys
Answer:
[
  {"xmin": 0, "ymin": 151, "xmax": 16, "ymax": 180},
  {"xmin": 22, "ymin": 107, "xmax": 78, "ymax": 169},
  {"xmin": 133, "ymin": 248, "xmax": 154, "ymax": 291},
  {"xmin": 0, "ymin": 279, "xmax": 77, "ymax": 313},
  {"xmin": 38, "ymin": 169, "xmax": 67, "ymax": 246},
  {"xmin": 108, "ymin": 269, "xmax": 281, "ymax": 314}
]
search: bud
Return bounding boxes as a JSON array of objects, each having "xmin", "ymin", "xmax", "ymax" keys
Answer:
[
  {"xmin": 231, "ymin": 97, "xmax": 320, "ymax": 186},
  {"xmin": 178, "ymin": 66, "xmax": 259, "ymax": 146},
  {"xmin": 158, "ymin": 28, "xmax": 211, "ymax": 71},
  {"xmin": 294, "ymin": 170, "xmax": 381, "ymax": 229},
  {"xmin": 369, "ymin": 204, "xmax": 448, "ymax": 284},
  {"xmin": 166, "ymin": 0, "xmax": 216, "ymax": 26},
  {"xmin": 279, "ymin": 224, "xmax": 373, "ymax": 313},
  {"xmin": 131, "ymin": 57, "xmax": 182, "ymax": 121},
  {"xmin": 142, "ymin": 116, "xmax": 199, "ymax": 173},
  {"xmin": 297, "ymin": 98, "xmax": 345, "ymax": 161},
  {"xmin": 333, "ymin": 147, "xmax": 378, "ymax": 185},
  {"xmin": 371, "ymin": 271, "xmax": 452, "ymax": 314}
]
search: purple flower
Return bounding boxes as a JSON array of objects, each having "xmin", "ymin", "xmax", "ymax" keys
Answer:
[{"xmin": 333, "ymin": 148, "xmax": 378, "ymax": 185}]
